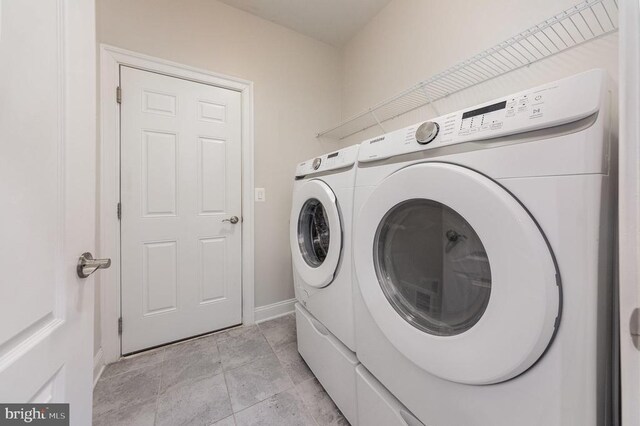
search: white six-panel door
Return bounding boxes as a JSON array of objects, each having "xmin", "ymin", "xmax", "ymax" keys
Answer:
[
  {"xmin": 120, "ymin": 67, "xmax": 243, "ymax": 354},
  {"xmin": 0, "ymin": 0, "xmax": 96, "ymax": 423}
]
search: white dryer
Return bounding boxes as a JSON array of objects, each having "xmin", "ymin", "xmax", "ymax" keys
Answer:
[
  {"xmin": 352, "ymin": 70, "xmax": 616, "ymax": 426},
  {"xmin": 290, "ymin": 144, "xmax": 359, "ymax": 425}
]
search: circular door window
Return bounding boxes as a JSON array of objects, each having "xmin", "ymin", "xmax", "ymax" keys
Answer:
[
  {"xmin": 374, "ymin": 199, "xmax": 491, "ymax": 336},
  {"xmin": 298, "ymin": 198, "xmax": 331, "ymax": 267},
  {"xmin": 353, "ymin": 162, "xmax": 560, "ymax": 385},
  {"xmin": 290, "ymin": 179, "xmax": 342, "ymax": 288}
]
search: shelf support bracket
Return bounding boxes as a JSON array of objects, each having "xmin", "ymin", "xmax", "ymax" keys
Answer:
[
  {"xmin": 370, "ymin": 110, "xmax": 386, "ymax": 133},
  {"xmin": 421, "ymin": 84, "xmax": 440, "ymax": 117}
]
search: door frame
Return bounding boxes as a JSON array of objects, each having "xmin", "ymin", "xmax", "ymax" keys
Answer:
[
  {"xmin": 99, "ymin": 44, "xmax": 255, "ymax": 363},
  {"xmin": 619, "ymin": 0, "xmax": 640, "ymax": 424}
]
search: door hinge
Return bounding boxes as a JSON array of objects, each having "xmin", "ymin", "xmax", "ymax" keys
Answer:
[
  {"xmin": 118, "ymin": 317, "xmax": 123, "ymax": 335},
  {"xmin": 117, "ymin": 202, "xmax": 121, "ymax": 220},
  {"xmin": 630, "ymin": 308, "xmax": 640, "ymax": 350},
  {"xmin": 116, "ymin": 86, "xmax": 122, "ymax": 104}
]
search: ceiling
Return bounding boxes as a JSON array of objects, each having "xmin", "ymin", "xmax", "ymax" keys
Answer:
[{"xmin": 217, "ymin": 0, "xmax": 392, "ymax": 47}]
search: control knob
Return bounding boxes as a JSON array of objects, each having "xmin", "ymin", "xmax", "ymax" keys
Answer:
[{"xmin": 415, "ymin": 121, "xmax": 439, "ymax": 144}]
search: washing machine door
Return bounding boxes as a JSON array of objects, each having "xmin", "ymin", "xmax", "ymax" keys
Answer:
[
  {"xmin": 354, "ymin": 162, "xmax": 560, "ymax": 385},
  {"xmin": 291, "ymin": 179, "xmax": 342, "ymax": 288}
]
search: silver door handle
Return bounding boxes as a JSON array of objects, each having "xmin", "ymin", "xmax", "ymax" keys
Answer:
[
  {"xmin": 77, "ymin": 252, "xmax": 111, "ymax": 278},
  {"xmin": 222, "ymin": 216, "xmax": 239, "ymax": 224}
]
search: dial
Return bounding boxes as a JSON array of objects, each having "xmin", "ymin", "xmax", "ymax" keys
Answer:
[
  {"xmin": 312, "ymin": 158, "xmax": 322, "ymax": 170},
  {"xmin": 415, "ymin": 121, "xmax": 440, "ymax": 144}
]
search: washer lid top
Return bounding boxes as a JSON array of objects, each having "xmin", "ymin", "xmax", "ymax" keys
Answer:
[
  {"xmin": 354, "ymin": 162, "xmax": 560, "ymax": 385},
  {"xmin": 291, "ymin": 179, "xmax": 342, "ymax": 288}
]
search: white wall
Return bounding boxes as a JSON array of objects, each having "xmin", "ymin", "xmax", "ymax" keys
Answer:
[
  {"xmin": 94, "ymin": 0, "xmax": 343, "ymax": 355},
  {"xmin": 338, "ymin": 0, "xmax": 618, "ymax": 146}
]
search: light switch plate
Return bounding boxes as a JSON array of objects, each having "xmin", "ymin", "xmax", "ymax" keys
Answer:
[{"xmin": 255, "ymin": 188, "xmax": 265, "ymax": 202}]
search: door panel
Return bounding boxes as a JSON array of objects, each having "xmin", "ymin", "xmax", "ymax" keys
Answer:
[
  {"xmin": 143, "ymin": 241, "xmax": 178, "ymax": 315},
  {"xmin": 199, "ymin": 238, "xmax": 227, "ymax": 303},
  {"xmin": 0, "ymin": 0, "xmax": 96, "ymax": 423},
  {"xmin": 199, "ymin": 138, "xmax": 227, "ymax": 213},
  {"xmin": 142, "ymin": 131, "xmax": 177, "ymax": 216},
  {"xmin": 120, "ymin": 67, "xmax": 242, "ymax": 354}
]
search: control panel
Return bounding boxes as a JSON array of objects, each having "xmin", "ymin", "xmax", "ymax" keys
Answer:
[
  {"xmin": 295, "ymin": 144, "xmax": 359, "ymax": 177},
  {"xmin": 358, "ymin": 69, "xmax": 605, "ymax": 163}
]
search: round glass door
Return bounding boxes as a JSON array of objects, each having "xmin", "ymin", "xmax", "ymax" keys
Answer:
[
  {"xmin": 374, "ymin": 199, "xmax": 491, "ymax": 336},
  {"xmin": 298, "ymin": 198, "xmax": 331, "ymax": 267},
  {"xmin": 353, "ymin": 162, "xmax": 560, "ymax": 385},
  {"xmin": 290, "ymin": 179, "xmax": 342, "ymax": 288}
]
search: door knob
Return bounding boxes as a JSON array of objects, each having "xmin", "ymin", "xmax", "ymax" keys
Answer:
[
  {"xmin": 222, "ymin": 216, "xmax": 239, "ymax": 224},
  {"xmin": 77, "ymin": 252, "xmax": 111, "ymax": 278}
]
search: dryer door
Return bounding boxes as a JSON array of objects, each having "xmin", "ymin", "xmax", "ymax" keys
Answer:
[
  {"xmin": 354, "ymin": 162, "xmax": 560, "ymax": 385},
  {"xmin": 291, "ymin": 179, "xmax": 342, "ymax": 288}
]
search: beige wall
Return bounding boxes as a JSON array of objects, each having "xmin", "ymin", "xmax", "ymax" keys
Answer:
[
  {"xmin": 339, "ymin": 0, "xmax": 618, "ymax": 146},
  {"xmin": 94, "ymin": 0, "xmax": 619, "ymax": 357},
  {"xmin": 95, "ymin": 0, "xmax": 343, "ymax": 354}
]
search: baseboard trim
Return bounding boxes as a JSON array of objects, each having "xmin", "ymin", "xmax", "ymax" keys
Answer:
[
  {"xmin": 254, "ymin": 298, "xmax": 296, "ymax": 323},
  {"xmin": 93, "ymin": 348, "xmax": 105, "ymax": 387}
]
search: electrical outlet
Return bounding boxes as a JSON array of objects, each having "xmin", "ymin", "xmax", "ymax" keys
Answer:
[{"xmin": 255, "ymin": 188, "xmax": 266, "ymax": 202}]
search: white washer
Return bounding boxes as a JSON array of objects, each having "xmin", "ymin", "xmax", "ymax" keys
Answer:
[
  {"xmin": 290, "ymin": 144, "xmax": 359, "ymax": 424},
  {"xmin": 352, "ymin": 69, "xmax": 616, "ymax": 426}
]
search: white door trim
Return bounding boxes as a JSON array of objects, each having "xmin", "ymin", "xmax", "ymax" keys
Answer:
[
  {"xmin": 619, "ymin": 1, "xmax": 640, "ymax": 424},
  {"xmin": 99, "ymin": 44, "xmax": 255, "ymax": 363}
]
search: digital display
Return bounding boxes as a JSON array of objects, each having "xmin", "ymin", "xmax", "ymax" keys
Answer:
[
  {"xmin": 327, "ymin": 152, "xmax": 339, "ymax": 158},
  {"xmin": 462, "ymin": 101, "xmax": 507, "ymax": 119}
]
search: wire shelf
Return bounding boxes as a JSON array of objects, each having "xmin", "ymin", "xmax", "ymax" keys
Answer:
[{"xmin": 317, "ymin": 0, "xmax": 619, "ymax": 140}]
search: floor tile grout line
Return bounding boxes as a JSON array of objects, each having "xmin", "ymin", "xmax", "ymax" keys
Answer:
[
  {"xmin": 224, "ymin": 323, "xmax": 296, "ymax": 415},
  {"xmin": 95, "ymin": 319, "xmax": 307, "ymax": 425},
  {"xmin": 271, "ymin": 344, "xmax": 300, "ymax": 386},
  {"xmin": 92, "ymin": 350, "xmax": 166, "ymax": 422},
  {"xmin": 296, "ymin": 375, "xmax": 349, "ymax": 425},
  {"xmin": 214, "ymin": 323, "xmax": 259, "ymax": 345},
  {"xmin": 227, "ymin": 367, "xmax": 296, "ymax": 415},
  {"xmin": 220, "ymin": 333, "xmax": 277, "ymax": 375},
  {"xmin": 156, "ymin": 338, "xmax": 230, "ymax": 425},
  {"xmin": 289, "ymin": 377, "xmax": 321, "ymax": 426},
  {"xmin": 99, "ymin": 359, "xmax": 164, "ymax": 381},
  {"xmin": 256, "ymin": 319, "xmax": 300, "ymax": 391},
  {"xmin": 257, "ymin": 316, "xmax": 298, "ymax": 378},
  {"xmin": 229, "ymin": 383, "xmax": 297, "ymax": 419},
  {"xmin": 215, "ymin": 337, "xmax": 237, "ymax": 424},
  {"xmin": 101, "ymin": 325, "xmax": 235, "ymax": 382},
  {"xmin": 262, "ymin": 315, "xmax": 313, "ymax": 393},
  {"xmin": 152, "ymin": 349, "xmax": 166, "ymax": 426}
]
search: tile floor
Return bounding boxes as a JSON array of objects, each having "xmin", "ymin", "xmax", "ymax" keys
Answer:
[{"xmin": 93, "ymin": 313, "xmax": 349, "ymax": 426}]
